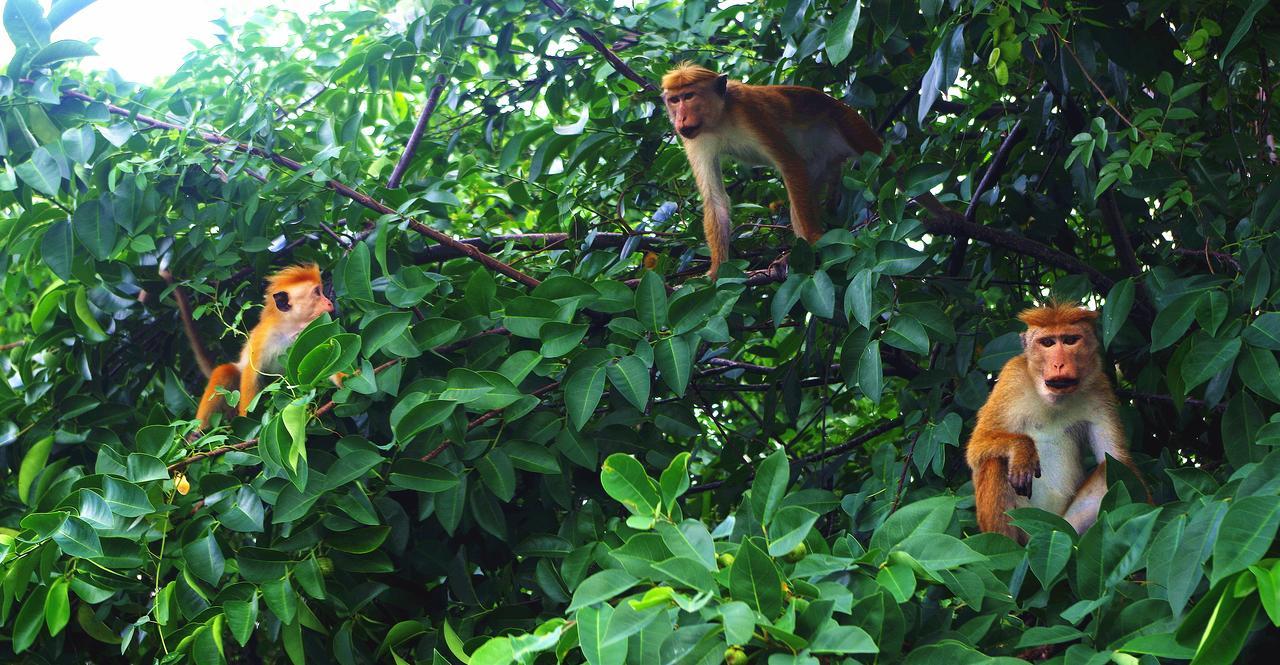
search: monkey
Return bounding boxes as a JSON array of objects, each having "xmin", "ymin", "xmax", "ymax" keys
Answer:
[
  {"xmin": 964, "ymin": 304, "xmax": 1146, "ymax": 543},
  {"xmin": 195, "ymin": 264, "xmax": 335, "ymax": 428},
  {"xmin": 660, "ymin": 63, "xmax": 959, "ymax": 278}
]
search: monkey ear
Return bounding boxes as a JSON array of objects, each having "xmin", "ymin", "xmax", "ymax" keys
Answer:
[
  {"xmin": 714, "ymin": 74, "xmax": 728, "ymax": 96},
  {"xmin": 1019, "ymin": 331, "xmax": 1029, "ymax": 351},
  {"xmin": 272, "ymin": 291, "xmax": 292, "ymax": 312}
]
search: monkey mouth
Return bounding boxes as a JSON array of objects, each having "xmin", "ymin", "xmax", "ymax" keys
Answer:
[
  {"xmin": 679, "ymin": 125, "xmax": 702, "ymax": 139},
  {"xmin": 1044, "ymin": 378, "xmax": 1079, "ymax": 391}
]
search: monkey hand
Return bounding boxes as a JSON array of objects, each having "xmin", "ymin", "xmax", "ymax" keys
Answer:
[{"xmin": 1007, "ymin": 435, "xmax": 1041, "ymax": 498}]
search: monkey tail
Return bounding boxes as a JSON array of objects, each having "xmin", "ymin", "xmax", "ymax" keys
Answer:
[
  {"xmin": 974, "ymin": 457, "xmax": 1025, "ymax": 544},
  {"xmin": 196, "ymin": 363, "xmax": 241, "ymax": 428}
]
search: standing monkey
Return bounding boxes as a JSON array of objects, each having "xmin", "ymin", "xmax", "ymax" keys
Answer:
[
  {"xmin": 965, "ymin": 304, "xmax": 1145, "ymax": 542},
  {"xmin": 195, "ymin": 264, "xmax": 335, "ymax": 428},
  {"xmin": 660, "ymin": 63, "xmax": 958, "ymax": 278}
]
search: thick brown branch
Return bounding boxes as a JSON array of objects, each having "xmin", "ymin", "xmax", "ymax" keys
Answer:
[
  {"xmin": 1099, "ymin": 192, "xmax": 1142, "ymax": 279},
  {"xmin": 541, "ymin": 0, "xmax": 658, "ymax": 92},
  {"xmin": 388, "ymin": 74, "xmax": 447, "ymax": 189}
]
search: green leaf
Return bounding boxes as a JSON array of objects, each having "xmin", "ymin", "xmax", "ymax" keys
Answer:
[
  {"xmin": 476, "ymin": 449, "xmax": 516, "ymax": 502},
  {"xmin": 845, "ymin": 269, "xmax": 875, "ymax": 328},
  {"xmin": 566, "ymin": 569, "xmax": 638, "ymax": 611},
  {"xmin": 719, "ymin": 601, "xmax": 755, "ymax": 647},
  {"xmin": 360, "ymin": 311, "xmax": 412, "ymax": 357},
  {"xmin": 1014, "ymin": 625, "xmax": 1085, "ymax": 648},
  {"xmin": 606, "ymin": 355, "xmax": 650, "ymax": 410},
  {"xmin": 540, "ymin": 322, "xmax": 589, "ymax": 358},
  {"xmin": 635, "ymin": 270, "xmax": 668, "ymax": 332},
  {"xmin": 224, "ymin": 597, "xmax": 258, "ymax": 647},
  {"xmin": 44, "ymin": 577, "xmax": 69, "ymax": 636},
  {"xmin": 654, "ymin": 334, "xmax": 693, "ymax": 396},
  {"xmin": 894, "ymin": 533, "xmax": 985, "ymax": 571},
  {"xmin": 876, "ymin": 561, "xmax": 916, "ymax": 603},
  {"xmin": 1237, "ymin": 345, "xmax": 1280, "ymax": 403},
  {"xmin": 800, "ymin": 270, "xmax": 835, "ymax": 319},
  {"xmin": 16, "ymin": 146, "xmax": 61, "ymax": 196},
  {"xmin": 825, "ymin": 1, "xmax": 861, "ymax": 65},
  {"xmin": 1221, "ymin": 0, "xmax": 1268, "ymax": 64},
  {"xmin": 564, "ymin": 363, "xmax": 606, "ymax": 430},
  {"xmin": 52, "ymin": 515, "xmax": 103, "ymax": 558},
  {"xmin": 1181, "ymin": 335, "xmax": 1241, "ymax": 390},
  {"xmin": 1211, "ymin": 495, "xmax": 1280, "ymax": 585},
  {"xmin": 577, "ymin": 603, "xmax": 627, "ymax": 665},
  {"xmin": 103, "ymin": 476, "xmax": 155, "ymax": 517},
  {"xmin": 658, "ymin": 452, "xmax": 691, "ymax": 512},
  {"xmin": 884, "ymin": 316, "xmax": 930, "ymax": 355},
  {"xmin": 183, "ymin": 532, "xmax": 225, "ymax": 585},
  {"xmin": 729, "ymin": 539, "xmax": 783, "ymax": 618},
  {"xmin": 870, "ymin": 495, "xmax": 956, "ymax": 551},
  {"xmin": 1243, "ymin": 313, "xmax": 1280, "ymax": 350},
  {"xmin": 12, "ymin": 582, "xmax": 47, "ymax": 653},
  {"xmin": 1102, "ymin": 278, "xmax": 1135, "ymax": 348},
  {"xmin": 810, "ymin": 624, "xmax": 878, "ymax": 654},
  {"xmin": 858, "ymin": 340, "xmax": 883, "ymax": 404},
  {"xmin": 17, "ymin": 434, "xmax": 52, "ymax": 504},
  {"xmin": 41, "ymin": 219, "xmax": 74, "ymax": 280},
  {"xmin": 4, "ymin": 0, "xmax": 50, "ymax": 49},
  {"xmin": 766, "ymin": 506, "xmax": 819, "ymax": 557},
  {"xmin": 126, "ymin": 452, "xmax": 168, "ymax": 483},
  {"xmin": 388, "ymin": 460, "xmax": 460, "ymax": 492},
  {"xmin": 750, "ymin": 449, "xmax": 789, "ymax": 526},
  {"xmin": 600, "ymin": 453, "xmax": 660, "ymax": 518},
  {"xmin": 1151, "ymin": 292, "xmax": 1201, "ymax": 352},
  {"xmin": 1027, "ymin": 530, "xmax": 1073, "ymax": 587}
]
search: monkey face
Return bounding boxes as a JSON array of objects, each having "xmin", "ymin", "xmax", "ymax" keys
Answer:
[
  {"xmin": 272, "ymin": 282, "xmax": 334, "ymax": 321},
  {"xmin": 662, "ymin": 74, "xmax": 728, "ymax": 140},
  {"xmin": 1022, "ymin": 323, "xmax": 1099, "ymax": 403}
]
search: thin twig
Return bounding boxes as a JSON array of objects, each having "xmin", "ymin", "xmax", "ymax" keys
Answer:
[
  {"xmin": 946, "ymin": 119, "xmax": 1028, "ymax": 275},
  {"xmin": 421, "ymin": 381, "xmax": 561, "ymax": 462}
]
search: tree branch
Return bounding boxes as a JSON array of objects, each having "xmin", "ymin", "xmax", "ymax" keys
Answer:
[
  {"xmin": 541, "ymin": 0, "xmax": 658, "ymax": 92},
  {"xmin": 46, "ymin": 84, "xmax": 541, "ymax": 289},
  {"xmin": 687, "ymin": 417, "xmax": 904, "ymax": 494},
  {"xmin": 387, "ymin": 74, "xmax": 447, "ymax": 189},
  {"xmin": 946, "ymin": 119, "xmax": 1028, "ymax": 276},
  {"xmin": 413, "ymin": 232, "xmax": 665, "ymax": 262}
]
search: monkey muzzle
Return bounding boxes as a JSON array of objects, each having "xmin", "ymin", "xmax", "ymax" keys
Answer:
[
  {"xmin": 1044, "ymin": 377, "xmax": 1079, "ymax": 392},
  {"xmin": 678, "ymin": 124, "xmax": 702, "ymax": 139}
]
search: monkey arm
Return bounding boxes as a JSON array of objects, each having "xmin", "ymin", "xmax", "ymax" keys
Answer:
[{"xmin": 685, "ymin": 145, "xmax": 732, "ymax": 276}]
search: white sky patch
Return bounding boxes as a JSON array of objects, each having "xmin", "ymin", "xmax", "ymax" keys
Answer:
[{"xmin": 0, "ymin": 0, "xmax": 332, "ymax": 84}]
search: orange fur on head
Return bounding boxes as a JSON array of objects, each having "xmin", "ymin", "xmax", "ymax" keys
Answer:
[
  {"xmin": 1017, "ymin": 302, "xmax": 1099, "ymax": 329},
  {"xmin": 661, "ymin": 62, "xmax": 719, "ymax": 91},
  {"xmin": 265, "ymin": 263, "xmax": 323, "ymax": 298}
]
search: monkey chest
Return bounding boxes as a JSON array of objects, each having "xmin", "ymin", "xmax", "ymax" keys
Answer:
[{"xmin": 1017, "ymin": 420, "xmax": 1089, "ymax": 515}]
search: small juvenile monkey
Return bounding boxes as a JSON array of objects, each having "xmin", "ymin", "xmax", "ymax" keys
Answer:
[
  {"xmin": 964, "ymin": 304, "xmax": 1144, "ymax": 542},
  {"xmin": 195, "ymin": 264, "xmax": 335, "ymax": 428},
  {"xmin": 660, "ymin": 63, "xmax": 958, "ymax": 278}
]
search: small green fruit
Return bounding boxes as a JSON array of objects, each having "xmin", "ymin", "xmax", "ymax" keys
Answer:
[
  {"xmin": 783, "ymin": 542, "xmax": 808, "ymax": 563},
  {"xmin": 717, "ymin": 553, "xmax": 736, "ymax": 568},
  {"xmin": 724, "ymin": 646, "xmax": 748, "ymax": 665}
]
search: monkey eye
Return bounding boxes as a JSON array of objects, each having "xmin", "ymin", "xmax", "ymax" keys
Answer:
[
  {"xmin": 1037, "ymin": 337, "xmax": 1056, "ymax": 348},
  {"xmin": 1062, "ymin": 335, "xmax": 1081, "ymax": 345},
  {"xmin": 314, "ymin": 286, "xmax": 321, "ymax": 296}
]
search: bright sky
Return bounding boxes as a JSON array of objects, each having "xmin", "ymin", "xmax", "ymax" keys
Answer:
[{"xmin": 0, "ymin": 0, "xmax": 330, "ymax": 84}]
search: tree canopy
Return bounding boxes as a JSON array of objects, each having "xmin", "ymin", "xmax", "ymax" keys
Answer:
[{"xmin": 0, "ymin": 0, "xmax": 1278, "ymax": 663}]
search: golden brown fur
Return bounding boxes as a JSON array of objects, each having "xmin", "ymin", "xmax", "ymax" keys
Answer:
[
  {"xmin": 195, "ymin": 264, "xmax": 335, "ymax": 427},
  {"xmin": 965, "ymin": 304, "xmax": 1144, "ymax": 542},
  {"xmin": 661, "ymin": 63, "xmax": 957, "ymax": 278}
]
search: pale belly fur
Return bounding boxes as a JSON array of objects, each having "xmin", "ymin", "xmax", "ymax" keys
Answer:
[{"xmin": 1012, "ymin": 418, "xmax": 1088, "ymax": 516}]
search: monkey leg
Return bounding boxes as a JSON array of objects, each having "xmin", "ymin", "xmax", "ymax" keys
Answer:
[
  {"xmin": 196, "ymin": 363, "xmax": 241, "ymax": 428},
  {"xmin": 238, "ymin": 363, "xmax": 261, "ymax": 417},
  {"xmin": 974, "ymin": 456, "xmax": 1026, "ymax": 543},
  {"xmin": 1063, "ymin": 462, "xmax": 1108, "ymax": 534},
  {"xmin": 702, "ymin": 208, "xmax": 732, "ymax": 278},
  {"xmin": 778, "ymin": 164, "xmax": 825, "ymax": 244}
]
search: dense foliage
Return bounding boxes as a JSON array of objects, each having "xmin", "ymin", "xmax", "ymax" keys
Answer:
[{"xmin": 0, "ymin": 0, "xmax": 1278, "ymax": 662}]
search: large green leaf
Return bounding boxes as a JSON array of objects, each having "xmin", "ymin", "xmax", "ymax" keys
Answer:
[{"xmin": 728, "ymin": 539, "xmax": 783, "ymax": 618}]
